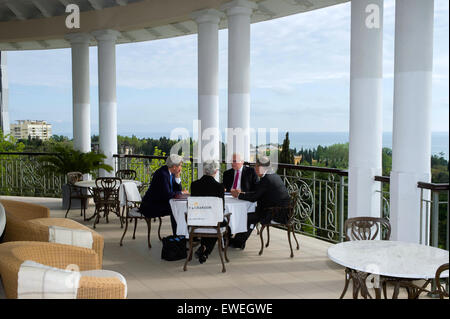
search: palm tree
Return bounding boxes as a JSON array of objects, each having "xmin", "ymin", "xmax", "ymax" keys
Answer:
[{"xmin": 38, "ymin": 144, "xmax": 113, "ymax": 175}]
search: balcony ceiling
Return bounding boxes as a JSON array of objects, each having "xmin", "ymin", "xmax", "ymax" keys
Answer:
[{"xmin": 0, "ymin": 0, "xmax": 348, "ymax": 51}]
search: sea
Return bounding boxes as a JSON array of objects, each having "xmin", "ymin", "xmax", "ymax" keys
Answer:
[
  {"xmin": 60, "ymin": 131, "xmax": 449, "ymax": 160},
  {"xmin": 116, "ymin": 131, "xmax": 449, "ymax": 160}
]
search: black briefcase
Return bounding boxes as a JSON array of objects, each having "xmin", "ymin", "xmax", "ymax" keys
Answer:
[{"xmin": 161, "ymin": 235, "xmax": 187, "ymax": 261}]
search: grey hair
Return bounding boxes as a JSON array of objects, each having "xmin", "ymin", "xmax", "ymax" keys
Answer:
[
  {"xmin": 256, "ymin": 155, "xmax": 273, "ymax": 174},
  {"xmin": 166, "ymin": 154, "xmax": 183, "ymax": 168},
  {"xmin": 203, "ymin": 160, "xmax": 219, "ymax": 176}
]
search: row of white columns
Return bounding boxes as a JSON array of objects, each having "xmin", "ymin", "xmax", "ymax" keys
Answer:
[
  {"xmin": 348, "ymin": 0, "xmax": 435, "ymax": 243},
  {"xmin": 69, "ymin": 0, "xmax": 436, "ymax": 243},
  {"xmin": 66, "ymin": 30, "xmax": 119, "ymax": 176},
  {"xmin": 68, "ymin": 0, "xmax": 256, "ymax": 178},
  {"xmin": 193, "ymin": 0, "xmax": 257, "ymax": 178}
]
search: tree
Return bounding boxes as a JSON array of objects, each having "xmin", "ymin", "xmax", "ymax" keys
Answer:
[
  {"xmin": 279, "ymin": 132, "xmax": 294, "ymax": 164},
  {"xmin": 0, "ymin": 129, "xmax": 25, "ymax": 152}
]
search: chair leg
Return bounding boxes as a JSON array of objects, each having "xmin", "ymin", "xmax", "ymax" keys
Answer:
[
  {"xmin": 259, "ymin": 225, "xmax": 266, "ymax": 256},
  {"xmin": 265, "ymin": 225, "xmax": 270, "ymax": 248},
  {"xmin": 65, "ymin": 196, "xmax": 72, "ymax": 218},
  {"xmin": 339, "ymin": 268, "xmax": 351, "ymax": 299},
  {"xmin": 217, "ymin": 233, "xmax": 226, "ymax": 273},
  {"xmin": 158, "ymin": 217, "xmax": 162, "ymax": 241},
  {"xmin": 145, "ymin": 218, "xmax": 152, "ymax": 248},
  {"xmin": 382, "ymin": 281, "xmax": 388, "ymax": 299},
  {"xmin": 184, "ymin": 233, "xmax": 194, "ymax": 271},
  {"xmin": 292, "ymin": 228, "xmax": 300, "ymax": 250},
  {"xmin": 120, "ymin": 215, "xmax": 129, "ymax": 246},
  {"xmin": 82, "ymin": 198, "xmax": 87, "ymax": 221},
  {"xmin": 132, "ymin": 218, "xmax": 138, "ymax": 240},
  {"xmin": 224, "ymin": 233, "xmax": 229, "ymax": 263},
  {"xmin": 287, "ymin": 225, "xmax": 294, "ymax": 258}
]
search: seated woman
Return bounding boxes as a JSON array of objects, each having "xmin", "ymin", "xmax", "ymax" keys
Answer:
[{"xmin": 190, "ymin": 160, "xmax": 225, "ymax": 264}]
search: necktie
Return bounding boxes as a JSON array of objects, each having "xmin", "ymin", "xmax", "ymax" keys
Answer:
[
  {"xmin": 170, "ymin": 174, "xmax": 173, "ymax": 192},
  {"xmin": 232, "ymin": 170, "xmax": 240, "ymax": 189}
]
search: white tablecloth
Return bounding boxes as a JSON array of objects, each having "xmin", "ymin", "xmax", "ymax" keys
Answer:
[{"xmin": 169, "ymin": 195, "xmax": 257, "ymax": 238}]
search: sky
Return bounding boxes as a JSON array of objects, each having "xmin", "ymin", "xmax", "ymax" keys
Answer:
[{"xmin": 6, "ymin": 0, "xmax": 449, "ymax": 138}]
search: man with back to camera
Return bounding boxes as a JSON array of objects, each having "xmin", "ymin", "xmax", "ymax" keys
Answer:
[
  {"xmin": 230, "ymin": 155, "xmax": 290, "ymax": 249},
  {"xmin": 190, "ymin": 160, "xmax": 227, "ymax": 264},
  {"xmin": 139, "ymin": 154, "xmax": 189, "ymax": 235}
]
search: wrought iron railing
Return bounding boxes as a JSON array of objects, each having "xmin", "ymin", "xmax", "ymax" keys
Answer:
[
  {"xmin": 0, "ymin": 152, "xmax": 65, "ymax": 197},
  {"xmin": 375, "ymin": 176, "xmax": 391, "ymax": 221},
  {"xmin": 375, "ymin": 176, "xmax": 449, "ymax": 250},
  {"xmin": 114, "ymin": 154, "xmax": 349, "ymax": 243},
  {"xmin": 417, "ymin": 182, "xmax": 449, "ymax": 250}
]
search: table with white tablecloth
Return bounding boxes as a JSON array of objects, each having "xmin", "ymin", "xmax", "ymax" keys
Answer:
[{"xmin": 169, "ymin": 195, "xmax": 257, "ymax": 238}]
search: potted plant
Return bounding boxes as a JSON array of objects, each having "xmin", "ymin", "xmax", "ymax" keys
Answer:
[{"xmin": 38, "ymin": 145, "xmax": 113, "ymax": 209}]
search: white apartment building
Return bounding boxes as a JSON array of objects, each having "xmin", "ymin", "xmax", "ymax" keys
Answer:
[{"xmin": 10, "ymin": 120, "xmax": 52, "ymax": 140}]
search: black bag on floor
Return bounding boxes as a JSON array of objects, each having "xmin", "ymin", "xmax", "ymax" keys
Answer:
[{"xmin": 161, "ymin": 235, "xmax": 187, "ymax": 261}]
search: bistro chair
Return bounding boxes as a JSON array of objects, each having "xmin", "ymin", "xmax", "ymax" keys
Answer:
[
  {"xmin": 435, "ymin": 263, "xmax": 449, "ymax": 299},
  {"xmin": 65, "ymin": 172, "xmax": 90, "ymax": 220},
  {"xmin": 340, "ymin": 216, "xmax": 391, "ymax": 299},
  {"xmin": 116, "ymin": 169, "xmax": 137, "ymax": 180},
  {"xmin": 116, "ymin": 169, "xmax": 148, "ymax": 194},
  {"xmin": 119, "ymin": 182, "xmax": 159, "ymax": 248},
  {"xmin": 183, "ymin": 197, "xmax": 231, "ymax": 273},
  {"xmin": 92, "ymin": 177, "xmax": 122, "ymax": 229},
  {"xmin": 258, "ymin": 191, "xmax": 300, "ymax": 258}
]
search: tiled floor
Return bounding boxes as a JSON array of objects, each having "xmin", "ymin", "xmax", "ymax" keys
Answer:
[{"xmin": 0, "ymin": 195, "xmax": 425, "ymax": 299}]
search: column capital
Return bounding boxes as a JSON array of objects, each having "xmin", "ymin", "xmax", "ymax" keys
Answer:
[
  {"xmin": 221, "ymin": 0, "xmax": 258, "ymax": 16},
  {"xmin": 191, "ymin": 9, "xmax": 224, "ymax": 25},
  {"xmin": 92, "ymin": 29, "xmax": 121, "ymax": 42},
  {"xmin": 65, "ymin": 32, "xmax": 92, "ymax": 44}
]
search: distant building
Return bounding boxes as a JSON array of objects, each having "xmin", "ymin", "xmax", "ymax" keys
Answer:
[{"xmin": 10, "ymin": 120, "xmax": 52, "ymax": 140}]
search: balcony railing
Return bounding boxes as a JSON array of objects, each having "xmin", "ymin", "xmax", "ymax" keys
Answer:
[
  {"xmin": 114, "ymin": 154, "xmax": 349, "ymax": 243},
  {"xmin": 2, "ymin": 152, "xmax": 447, "ymax": 247},
  {"xmin": 375, "ymin": 176, "xmax": 449, "ymax": 250},
  {"xmin": 0, "ymin": 152, "xmax": 65, "ymax": 197}
]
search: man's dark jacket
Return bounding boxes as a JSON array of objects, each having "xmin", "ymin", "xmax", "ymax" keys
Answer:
[
  {"xmin": 238, "ymin": 173, "xmax": 290, "ymax": 224},
  {"xmin": 223, "ymin": 166, "xmax": 258, "ymax": 192},
  {"xmin": 139, "ymin": 165, "xmax": 182, "ymax": 218},
  {"xmin": 191, "ymin": 175, "xmax": 225, "ymax": 203}
]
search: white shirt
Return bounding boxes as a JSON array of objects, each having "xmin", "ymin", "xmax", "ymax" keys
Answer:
[
  {"xmin": 169, "ymin": 172, "xmax": 181, "ymax": 186},
  {"xmin": 232, "ymin": 166, "xmax": 244, "ymax": 190}
]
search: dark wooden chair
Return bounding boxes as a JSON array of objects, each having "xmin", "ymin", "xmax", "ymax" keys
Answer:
[
  {"xmin": 258, "ymin": 191, "xmax": 300, "ymax": 258},
  {"xmin": 119, "ymin": 182, "xmax": 157, "ymax": 248},
  {"xmin": 92, "ymin": 177, "xmax": 122, "ymax": 229},
  {"xmin": 340, "ymin": 216, "xmax": 391, "ymax": 299},
  {"xmin": 116, "ymin": 169, "xmax": 137, "ymax": 180},
  {"xmin": 183, "ymin": 198, "xmax": 231, "ymax": 273},
  {"xmin": 65, "ymin": 171, "xmax": 90, "ymax": 220},
  {"xmin": 435, "ymin": 263, "xmax": 449, "ymax": 299},
  {"xmin": 116, "ymin": 169, "xmax": 148, "ymax": 194}
]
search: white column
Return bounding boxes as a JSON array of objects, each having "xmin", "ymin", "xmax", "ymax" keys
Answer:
[
  {"xmin": 93, "ymin": 30, "xmax": 120, "ymax": 177},
  {"xmin": 65, "ymin": 33, "xmax": 91, "ymax": 153},
  {"xmin": 222, "ymin": 0, "xmax": 257, "ymax": 163},
  {"xmin": 390, "ymin": 0, "xmax": 434, "ymax": 243},
  {"xmin": 348, "ymin": 0, "xmax": 383, "ymax": 219},
  {"xmin": 191, "ymin": 9, "xmax": 223, "ymax": 179},
  {"xmin": 0, "ymin": 51, "xmax": 9, "ymax": 136}
]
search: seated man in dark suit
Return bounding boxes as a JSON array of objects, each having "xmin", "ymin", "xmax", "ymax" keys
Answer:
[
  {"xmin": 190, "ymin": 160, "xmax": 226, "ymax": 264},
  {"xmin": 230, "ymin": 156, "xmax": 290, "ymax": 249},
  {"xmin": 139, "ymin": 154, "xmax": 189, "ymax": 235},
  {"xmin": 223, "ymin": 153, "xmax": 259, "ymax": 193}
]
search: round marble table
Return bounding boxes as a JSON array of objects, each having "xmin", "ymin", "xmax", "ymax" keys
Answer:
[{"xmin": 328, "ymin": 240, "xmax": 449, "ymax": 299}]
